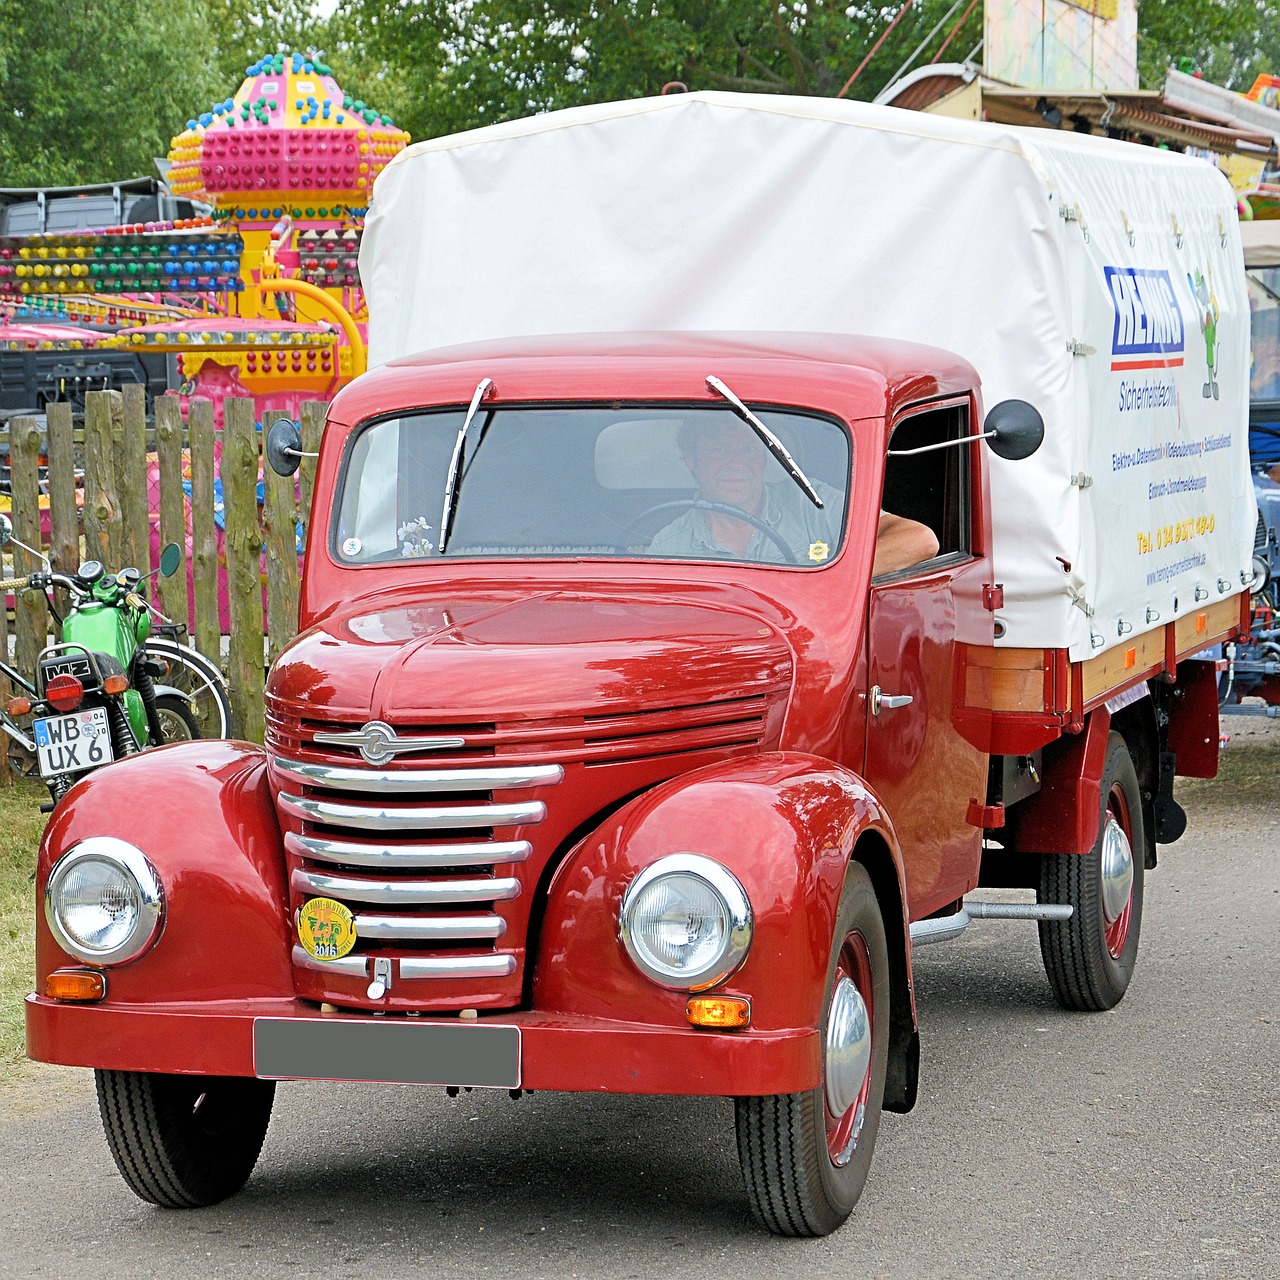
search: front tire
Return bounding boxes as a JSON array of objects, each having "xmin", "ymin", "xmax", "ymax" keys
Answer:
[
  {"xmin": 735, "ymin": 861, "xmax": 890, "ymax": 1236},
  {"xmin": 95, "ymin": 1069, "xmax": 275, "ymax": 1207},
  {"xmin": 1038, "ymin": 731, "xmax": 1145, "ymax": 1011}
]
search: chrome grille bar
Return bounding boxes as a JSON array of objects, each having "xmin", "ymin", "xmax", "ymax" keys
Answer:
[
  {"xmin": 400, "ymin": 955, "xmax": 517, "ymax": 979},
  {"xmin": 292, "ymin": 867, "xmax": 520, "ymax": 905},
  {"xmin": 291, "ymin": 945, "xmax": 368, "ymax": 978},
  {"xmin": 279, "ymin": 793, "xmax": 545, "ymax": 830},
  {"xmin": 285, "ymin": 832, "xmax": 531, "ymax": 869},
  {"xmin": 272, "ymin": 756, "xmax": 563, "ymax": 793},
  {"xmin": 355, "ymin": 914, "xmax": 507, "ymax": 941}
]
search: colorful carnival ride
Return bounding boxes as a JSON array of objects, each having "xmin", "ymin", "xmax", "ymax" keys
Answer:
[{"xmin": 0, "ymin": 52, "xmax": 409, "ymax": 426}]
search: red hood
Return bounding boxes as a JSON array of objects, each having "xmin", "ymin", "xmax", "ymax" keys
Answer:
[{"xmin": 267, "ymin": 588, "xmax": 793, "ymax": 723}]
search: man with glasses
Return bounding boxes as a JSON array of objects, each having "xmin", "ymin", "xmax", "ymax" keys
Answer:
[{"xmin": 648, "ymin": 419, "xmax": 936, "ymax": 573}]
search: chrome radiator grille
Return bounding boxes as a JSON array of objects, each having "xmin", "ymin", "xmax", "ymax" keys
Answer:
[{"xmin": 270, "ymin": 755, "xmax": 562, "ymax": 994}]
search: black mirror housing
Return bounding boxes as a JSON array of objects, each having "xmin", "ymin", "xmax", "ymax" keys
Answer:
[
  {"xmin": 984, "ymin": 399, "xmax": 1045, "ymax": 461},
  {"xmin": 266, "ymin": 418, "xmax": 303, "ymax": 477}
]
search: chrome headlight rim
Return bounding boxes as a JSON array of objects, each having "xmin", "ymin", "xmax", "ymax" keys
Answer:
[
  {"xmin": 619, "ymin": 853, "xmax": 753, "ymax": 991},
  {"xmin": 44, "ymin": 836, "xmax": 164, "ymax": 967}
]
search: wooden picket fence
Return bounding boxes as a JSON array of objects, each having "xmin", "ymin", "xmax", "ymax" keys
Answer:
[{"xmin": 0, "ymin": 389, "xmax": 326, "ymax": 770}]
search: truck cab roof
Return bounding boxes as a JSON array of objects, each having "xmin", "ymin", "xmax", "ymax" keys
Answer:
[{"xmin": 330, "ymin": 331, "xmax": 982, "ymax": 432}]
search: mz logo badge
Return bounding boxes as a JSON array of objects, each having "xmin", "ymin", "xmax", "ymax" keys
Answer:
[{"xmin": 313, "ymin": 721, "xmax": 465, "ymax": 765}]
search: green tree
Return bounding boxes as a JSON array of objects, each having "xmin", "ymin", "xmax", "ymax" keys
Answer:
[
  {"xmin": 1136, "ymin": 0, "xmax": 1275, "ymax": 89},
  {"xmin": 344, "ymin": 0, "xmax": 986, "ymax": 142},
  {"xmin": 0, "ymin": 0, "xmax": 226, "ymax": 186}
]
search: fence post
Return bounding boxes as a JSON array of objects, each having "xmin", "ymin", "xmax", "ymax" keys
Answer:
[
  {"xmin": 120, "ymin": 382, "xmax": 150, "ymax": 573},
  {"xmin": 262, "ymin": 412, "xmax": 300, "ymax": 666},
  {"xmin": 83, "ymin": 390, "xmax": 123, "ymax": 569},
  {"xmin": 10, "ymin": 416, "xmax": 49, "ymax": 680},
  {"xmin": 188, "ymin": 398, "xmax": 220, "ymax": 669},
  {"xmin": 299, "ymin": 400, "xmax": 325, "ymax": 554},
  {"xmin": 154, "ymin": 396, "xmax": 191, "ymax": 634},
  {"xmin": 221, "ymin": 398, "xmax": 265, "ymax": 744},
  {"xmin": 0, "ymin": 449, "xmax": 9, "ymax": 783},
  {"xmin": 45, "ymin": 401, "xmax": 79, "ymax": 635}
]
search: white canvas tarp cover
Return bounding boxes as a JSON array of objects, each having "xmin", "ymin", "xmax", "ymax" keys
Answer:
[{"xmin": 361, "ymin": 92, "xmax": 1255, "ymax": 660}]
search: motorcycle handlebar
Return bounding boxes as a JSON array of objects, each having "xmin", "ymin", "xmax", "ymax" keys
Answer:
[{"xmin": 0, "ymin": 576, "xmax": 31, "ymax": 592}]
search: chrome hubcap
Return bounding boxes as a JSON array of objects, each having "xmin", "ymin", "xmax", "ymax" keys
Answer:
[
  {"xmin": 1100, "ymin": 814, "xmax": 1134, "ymax": 924},
  {"xmin": 826, "ymin": 974, "xmax": 872, "ymax": 1121}
]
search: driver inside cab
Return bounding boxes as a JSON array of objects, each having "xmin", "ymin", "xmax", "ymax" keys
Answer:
[{"xmin": 647, "ymin": 419, "xmax": 938, "ymax": 574}]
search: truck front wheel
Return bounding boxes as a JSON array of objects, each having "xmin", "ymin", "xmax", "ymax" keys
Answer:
[
  {"xmin": 95, "ymin": 1069, "xmax": 275, "ymax": 1207},
  {"xmin": 1038, "ymin": 731, "xmax": 1145, "ymax": 1011},
  {"xmin": 734, "ymin": 861, "xmax": 890, "ymax": 1236}
]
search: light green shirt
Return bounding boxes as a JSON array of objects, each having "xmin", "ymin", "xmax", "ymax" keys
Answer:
[{"xmin": 647, "ymin": 478, "xmax": 843, "ymax": 566}]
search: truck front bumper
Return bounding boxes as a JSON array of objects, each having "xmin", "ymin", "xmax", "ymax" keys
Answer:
[{"xmin": 26, "ymin": 995, "xmax": 820, "ymax": 1096}]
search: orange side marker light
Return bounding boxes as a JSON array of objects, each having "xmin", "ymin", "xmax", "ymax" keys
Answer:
[
  {"xmin": 1124, "ymin": 647, "xmax": 1137, "ymax": 669},
  {"xmin": 1196, "ymin": 613, "xmax": 1208, "ymax": 634},
  {"xmin": 686, "ymin": 996, "xmax": 751, "ymax": 1030},
  {"xmin": 46, "ymin": 969, "xmax": 106, "ymax": 1002}
]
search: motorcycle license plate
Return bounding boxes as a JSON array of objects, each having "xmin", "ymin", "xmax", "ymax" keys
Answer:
[{"xmin": 33, "ymin": 707, "xmax": 114, "ymax": 778}]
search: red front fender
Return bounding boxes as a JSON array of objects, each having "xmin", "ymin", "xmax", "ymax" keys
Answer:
[
  {"xmin": 32, "ymin": 740, "xmax": 292, "ymax": 1006},
  {"xmin": 532, "ymin": 752, "xmax": 910, "ymax": 1039}
]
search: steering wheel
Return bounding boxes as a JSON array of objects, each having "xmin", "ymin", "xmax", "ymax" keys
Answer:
[{"xmin": 630, "ymin": 500, "xmax": 798, "ymax": 564}]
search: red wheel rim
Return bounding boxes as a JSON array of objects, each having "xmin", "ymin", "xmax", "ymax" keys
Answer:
[
  {"xmin": 1103, "ymin": 783, "xmax": 1134, "ymax": 959},
  {"xmin": 825, "ymin": 930, "xmax": 874, "ymax": 1166}
]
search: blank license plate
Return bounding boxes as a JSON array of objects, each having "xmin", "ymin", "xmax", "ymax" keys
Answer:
[
  {"xmin": 254, "ymin": 1017, "xmax": 521, "ymax": 1088},
  {"xmin": 33, "ymin": 707, "xmax": 113, "ymax": 778}
]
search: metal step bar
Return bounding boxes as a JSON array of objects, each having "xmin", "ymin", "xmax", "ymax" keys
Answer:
[{"xmin": 910, "ymin": 898, "xmax": 1073, "ymax": 948}]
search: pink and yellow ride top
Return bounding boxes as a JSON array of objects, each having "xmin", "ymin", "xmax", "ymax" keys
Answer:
[{"xmin": 157, "ymin": 53, "xmax": 409, "ymax": 409}]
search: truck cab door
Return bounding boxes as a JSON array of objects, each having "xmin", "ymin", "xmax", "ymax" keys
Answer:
[{"xmin": 860, "ymin": 401, "xmax": 992, "ymax": 920}]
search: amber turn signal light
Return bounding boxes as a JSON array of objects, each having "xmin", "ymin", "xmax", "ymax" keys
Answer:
[
  {"xmin": 45, "ymin": 969, "xmax": 106, "ymax": 1002},
  {"xmin": 6, "ymin": 696, "xmax": 31, "ymax": 717},
  {"xmin": 686, "ymin": 995, "xmax": 751, "ymax": 1030},
  {"xmin": 102, "ymin": 674, "xmax": 130, "ymax": 695}
]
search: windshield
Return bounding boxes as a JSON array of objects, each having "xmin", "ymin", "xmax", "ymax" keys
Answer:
[
  {"xmin": 1250, "ymin": 264, "xmax": 1280, "ymax": 405},
  {"xmin": 1248, "ymin": 264, "xmax": 1280, "ymax": 473},
  {"xmin": 334, "ymin": 403, "xmax": 852, "ymax": 568}
]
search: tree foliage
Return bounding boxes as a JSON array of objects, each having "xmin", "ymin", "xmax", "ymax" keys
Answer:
[
  {"xmin": 343, "ymin": 0, "xmax": 988, "ymax": 142},
  {"xmin": 0, "ymin": 0, "xmax": 1275, "ymax": 187},
  {"xmin": 0, "ymin": 0, "xmax": 226, "ymax": 186}
]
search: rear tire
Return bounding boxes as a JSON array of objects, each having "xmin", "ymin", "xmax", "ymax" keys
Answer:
[
  {"xmin": 95, "ymin": 1069, "xmax": 274, "ymax": 1208},
  {"xmin": 735, "ymin": 861, "xmax": 889, "ymax": 1236},
  {"xmin": 1038, "ymin": 732, "xmax": 1145, "ymax": 1011}
]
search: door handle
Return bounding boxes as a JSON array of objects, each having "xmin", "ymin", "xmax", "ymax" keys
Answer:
[{"xmin": 870, "ymin": 685, "xmax": 914, "ymax": 716}]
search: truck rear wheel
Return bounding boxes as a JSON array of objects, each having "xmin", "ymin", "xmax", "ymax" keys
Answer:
[
  {"xmin": 1038, "ymin": 732, "xmax": 1145, "ymax": 1011},
  {"xmin": 95, "ymin": 1069, "xmax": 275, "ymax": 1208},
  {"xmin": 734, "ymin": 862, "xmax": 889, "ymax": 1236}
]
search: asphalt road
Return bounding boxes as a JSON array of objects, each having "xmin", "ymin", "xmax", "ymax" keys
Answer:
[{"xmin": 3, "ymin": 778, "xmax": 1276, "ymax": 1279}]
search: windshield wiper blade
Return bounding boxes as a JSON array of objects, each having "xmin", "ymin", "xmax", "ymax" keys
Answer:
[
  {"xmin": 438, "ymin": 377, "xmax": 495, "ymax": 553},
  {"xmin": 705, "ymin": 374, "xmax": 823, "ymax": 508}
]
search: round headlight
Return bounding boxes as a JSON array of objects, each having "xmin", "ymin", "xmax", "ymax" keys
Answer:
[
  {"xmin": 45, "ymin": 837, "xmax": 163, "ymax": 966},
  {"xmin": 619, "ymin": 854, "xmax": 752, "ymax": 989}
]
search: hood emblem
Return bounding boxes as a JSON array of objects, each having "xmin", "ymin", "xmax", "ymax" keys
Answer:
[{"xmin": 313, "ymin": 720, "xmax": 465, "ymax": 766}]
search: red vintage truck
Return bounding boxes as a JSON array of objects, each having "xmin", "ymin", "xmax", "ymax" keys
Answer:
[{"xmin": 27, "ymin": 96, "xmax": 1257, "ymax": 1237}]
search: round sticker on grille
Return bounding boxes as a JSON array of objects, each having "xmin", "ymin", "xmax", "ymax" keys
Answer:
[{"xmin": 298, "ymin": 896, "xmax": 356, "ymax": 961}]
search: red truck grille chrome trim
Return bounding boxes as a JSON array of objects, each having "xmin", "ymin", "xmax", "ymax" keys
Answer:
[
  {"xmin": 277, "ymin": 793, "xmax": 546, "ymax": 830},
  {"xmin": 284, "ymin": 832, "xmax": 531, "ymax": 868},
  {"xmin": 269, "ymin": 751, "xmax": 562, "ymax": 1009}
]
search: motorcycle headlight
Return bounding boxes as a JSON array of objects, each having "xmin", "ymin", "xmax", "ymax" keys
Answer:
[
  {"xmin": 45, "ymin": 837, "xmax": 164, "ymax": 966},
  {"xmin": 619, "ymin": 854, "xmax": 752, "ymax": 990}
]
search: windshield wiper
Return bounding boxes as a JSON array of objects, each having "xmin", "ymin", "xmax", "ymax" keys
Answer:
[
  {"xmin": 705, "ymin": 374, "xmax": 823, "ymax": 508},
  {"xmin": 438, "ymin": 377, "xmax": 495, "ymax": 553}
]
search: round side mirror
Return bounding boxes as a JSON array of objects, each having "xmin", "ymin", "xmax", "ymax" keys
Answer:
[
  {"xmin": 0, "ymin": 513, "xmax": 11, "ymax": 548},
  {"xmin": 266, "ymin": 418, "xmax": 303, "ymax": 477},
  {"xmin": 984, "ymin": 400, "xmax": 1045, "ymax": 461},
  {"xmin": 159, "ymin": 542, "xmax": 182, "ymax": 578}
]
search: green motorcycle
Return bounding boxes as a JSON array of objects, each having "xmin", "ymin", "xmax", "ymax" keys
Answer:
[{"xmin": 0, "ymin": 514, "xmax": 232, "ymax": 806}]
